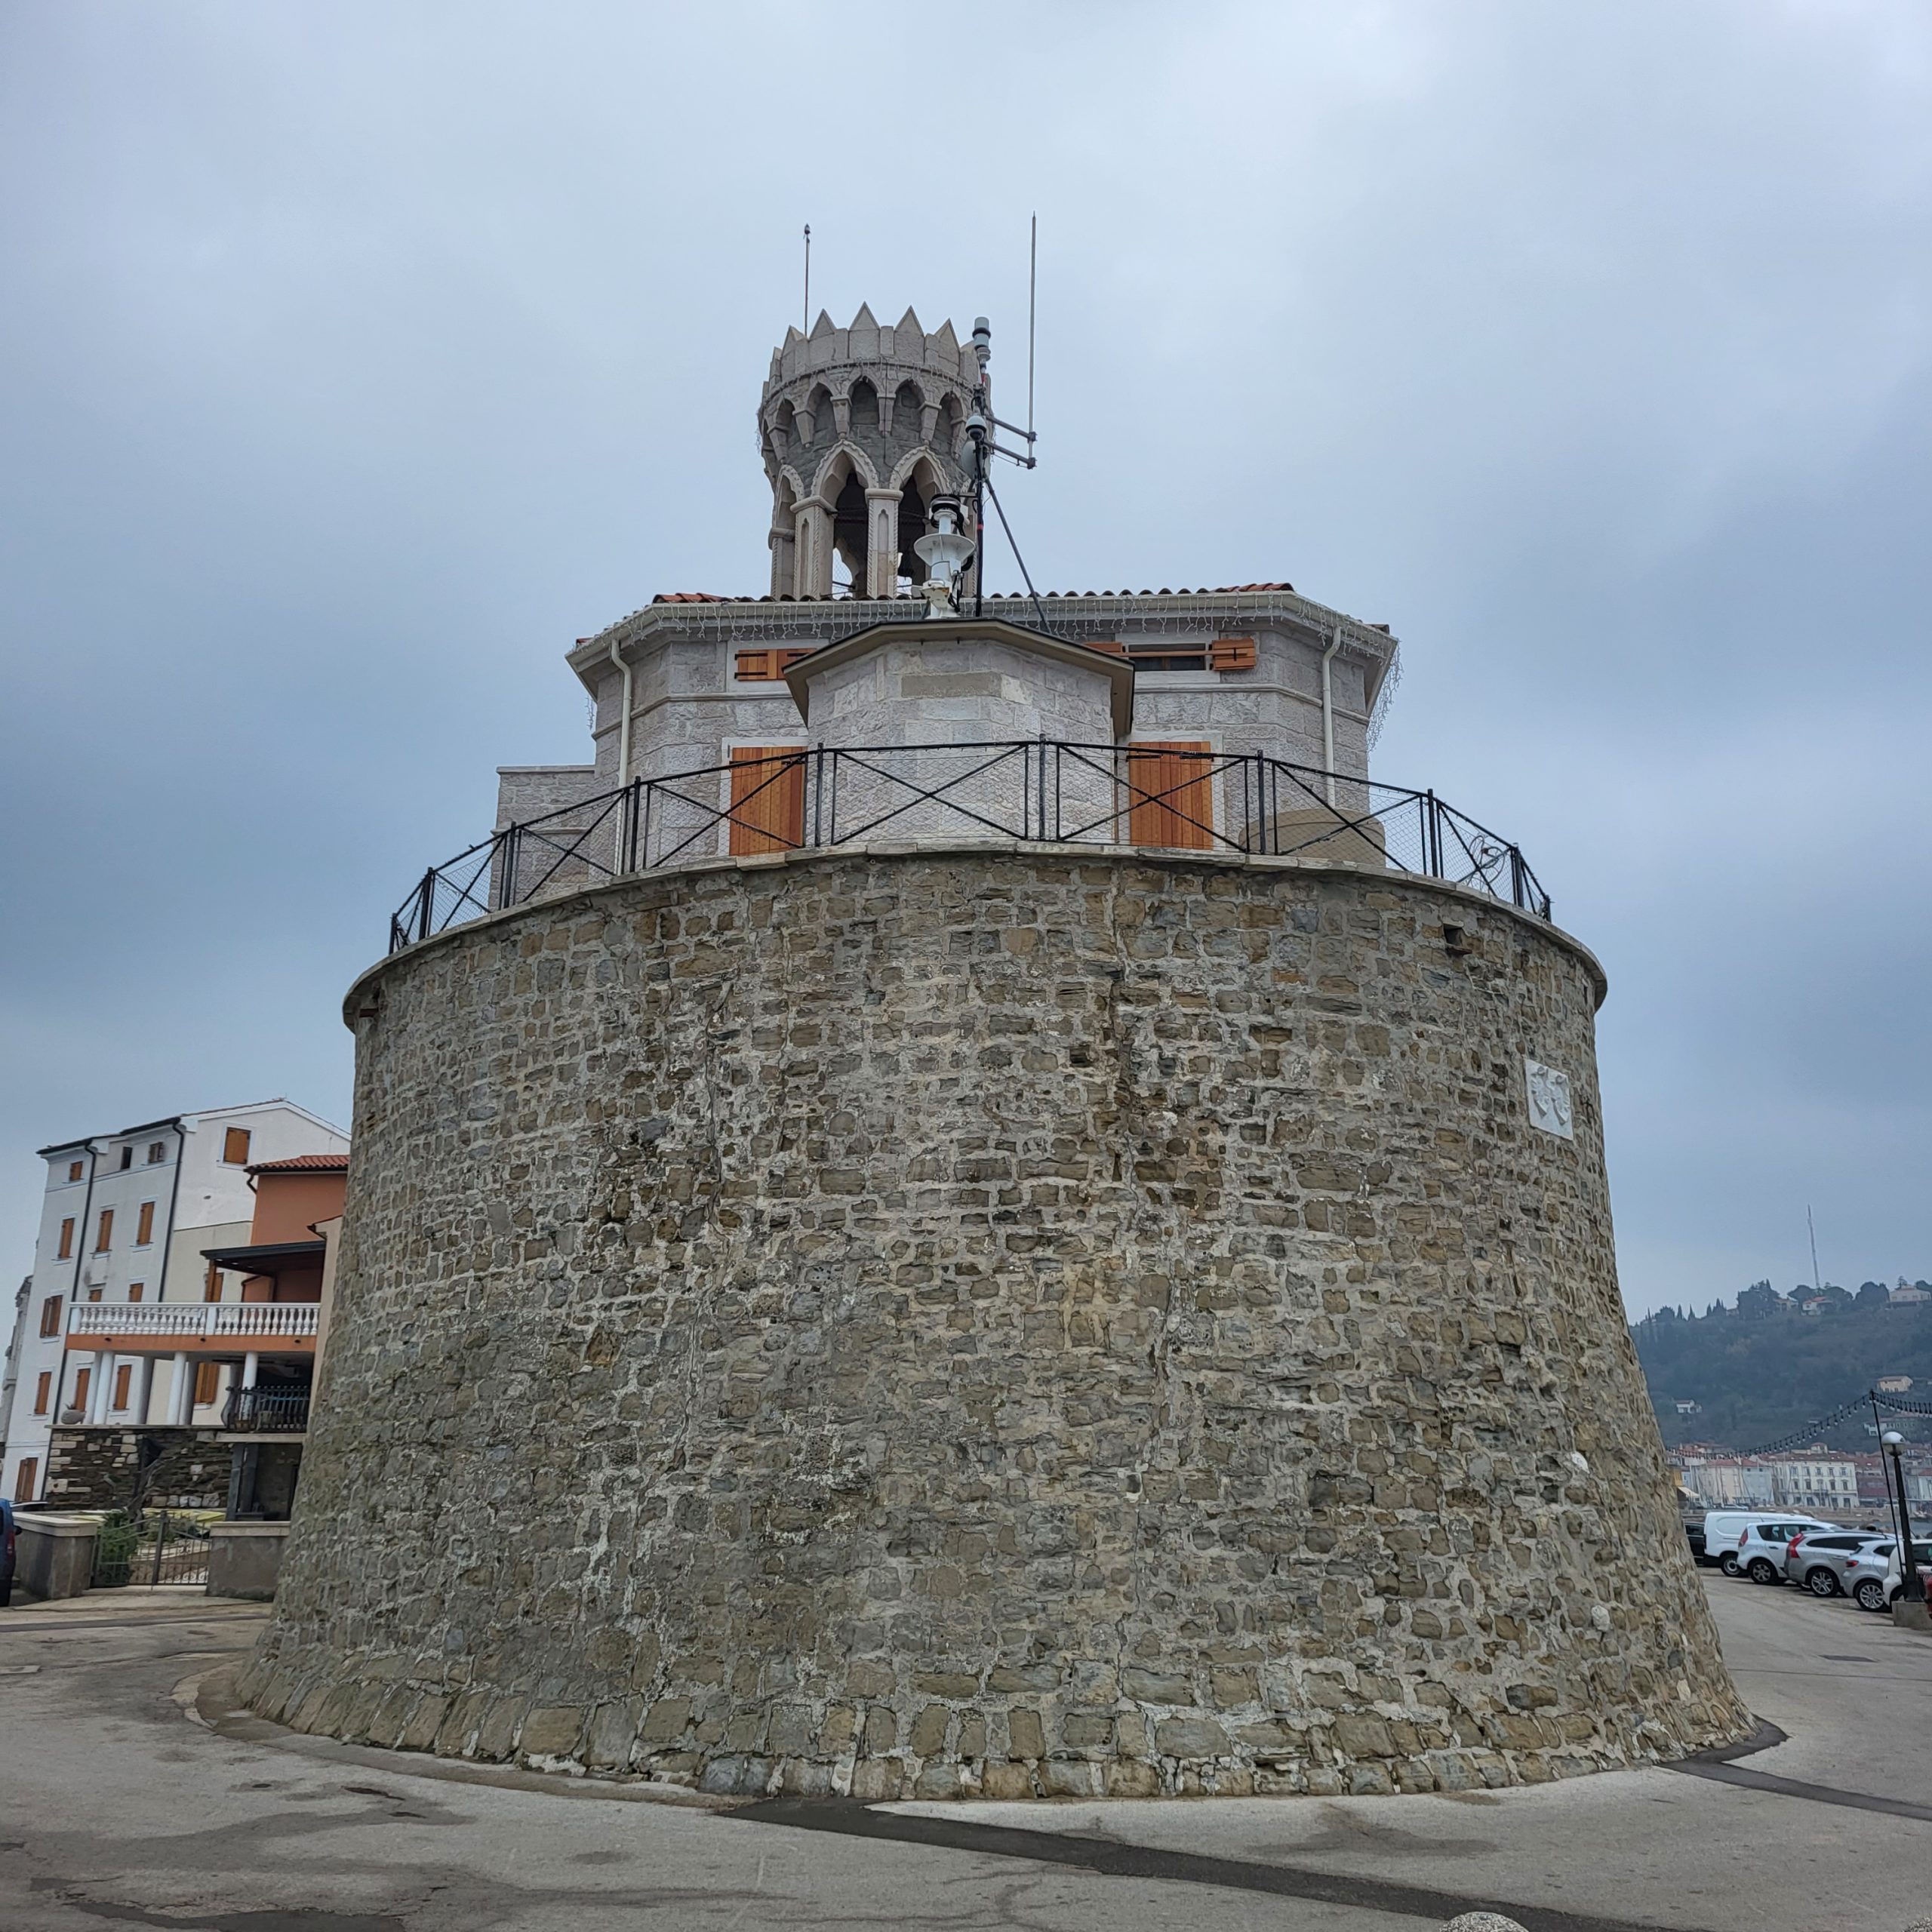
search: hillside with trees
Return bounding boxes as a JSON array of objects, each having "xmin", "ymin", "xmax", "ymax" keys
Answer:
[{"xmin": 1631, "ymin": 1283, "xmax": 1932, "ymax": 1454}]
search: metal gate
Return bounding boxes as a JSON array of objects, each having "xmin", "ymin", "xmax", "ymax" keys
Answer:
[{"xmin": 88, "ymin": 1509, "xmax": 211, "ymax": 1589}]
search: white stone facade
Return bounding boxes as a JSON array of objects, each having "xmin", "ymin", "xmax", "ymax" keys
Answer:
[{"xmin": 0, "ymin": 1099, "xmax": 348, "ymax": 1503}]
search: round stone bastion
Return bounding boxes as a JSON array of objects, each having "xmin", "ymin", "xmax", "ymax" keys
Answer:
[{"xmin": 238, "ymin": 844, "xmax": 1750, "ymax": 1799}]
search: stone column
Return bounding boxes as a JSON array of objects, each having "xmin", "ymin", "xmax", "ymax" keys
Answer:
[
  {"xmin": 794, "ymin": 500, "xmax": 834, "ymax": 599},
  {"xmin": 168, "ymin": 1352, "xmax": 192, "ymax": 1426},
  {"xmin": 769, "ymin": 518, "xmax": 797, "ymax": 598},
  {"xmin": 864, "ymin": 489, "xmax": 903, "ymax": 598},
  {"xmin": 85, "ymin": 1350, "xmax": 110, "ymax": 1425}
]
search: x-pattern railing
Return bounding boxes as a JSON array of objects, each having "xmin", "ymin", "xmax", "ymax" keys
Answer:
[{"xmin": 391, "ymin": 741, "xmax": 1550, "ymax": 951}]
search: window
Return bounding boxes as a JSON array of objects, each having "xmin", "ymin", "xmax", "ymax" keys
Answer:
[
  {"xmin": 33, "ymin": 1372, "xmax": 51, "ymax": 1416},
  {"xmin": 222, "ymin": 1127, "xmax": 252, "ymax": 1164},
  {"xmin": 1126, "ymin": 640, "xmax": 1209, "ymax": 673},
  {"xmin": 38, "ymin": 1296, "xmax": 61, "ymax": 1338},
  {"xmin": 14, "ymin": 1457, "xmax": 37, "ymax": 1503},
  {"xmin": 136, "ymin": 1201, "xmax": 155, "ymax": 1245},
  {"xmin": 192, "ymin": 1361, "xmax": 220, "ymax": 1407},
  {"xmin": 128, "ymin": 1282, "xmax": 144, "ymax": 1303},
  {"xmin": 112, "ymin": 1364, "xmax": 132, "ymax": 1411},
  {"xmin": 94, "ymin": 1208, "xmax": 114, "ymax": 1251},
  {"xmin": 72, "ymin": 1367, "xmax": 91, "ymax": 1411},
  {"xmin": 118, "ymin": 1146, "xmax": 133, "ymax": 1171},
  {"xmin": 205, "ymin": 1263, "xmax": 223, "ymax": 1303},
  {"xmin": 57, "ymin": 1217, "xmax": 75, "ymax": 1260},
  {"xmin": 86, "ymin": 1287, "xmax": 102, "ymax": 1303},
  {"xmin": 147, "ymin": 1141, "xmax": 166, "ymax": 1164},
  {"xmin": 1126, "ymin": 742, "xmax": 1216, "ymax": 850},
  {"xmin": 66, "ymin": 1159, "xmax": 83, "ymax": 1183},
  {"xmin": 728, "ymin": 748, "xmax": 807, "ymax": 856}
]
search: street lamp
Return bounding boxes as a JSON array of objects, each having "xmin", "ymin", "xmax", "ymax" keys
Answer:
[{"xmin": 1881, "ymin": 1431, "xmax": 1925, "ymax": 1604}]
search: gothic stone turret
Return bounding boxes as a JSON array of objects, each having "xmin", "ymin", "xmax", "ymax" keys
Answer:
[{"xmin": 761, "ymin": 305, "xmax": 979, "ymax": 600}]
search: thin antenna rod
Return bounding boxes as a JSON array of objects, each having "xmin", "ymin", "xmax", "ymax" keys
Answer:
[
  {"xmin": 1027, "ymin": 214, "xmax": 1037, "ymax": 440},
  {"xmin": 802, "ymin": 223, "xmax": 811, "ymax": 331},
  {"xmin": 1807, "ymin": 1204, "xmax": 1823, "ymax": 1293}
]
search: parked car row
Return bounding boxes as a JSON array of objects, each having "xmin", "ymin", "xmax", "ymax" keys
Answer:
[{"xmin": 1690, "ymin": 1509, "xmax": 1930, "ymax": 1614}]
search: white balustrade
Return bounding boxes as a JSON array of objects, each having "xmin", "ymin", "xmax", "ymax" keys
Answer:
[{"xmin": 66, "ymin": 1301, "xmax": 318, "ymax": 1340}]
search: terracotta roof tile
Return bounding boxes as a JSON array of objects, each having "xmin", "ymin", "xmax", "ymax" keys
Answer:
[{"xmin": 247, "ymin": 1154, "xmax": 350, "ymax": 1173}]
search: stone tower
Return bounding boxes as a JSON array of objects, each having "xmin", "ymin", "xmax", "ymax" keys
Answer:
[
  {"xmin": 761, "ymin": 305, "xmax": 979, "ymax": 601},
  {"xmin": 239, "ymin": 303, "xmax": 1751, "ymax": 1804}
]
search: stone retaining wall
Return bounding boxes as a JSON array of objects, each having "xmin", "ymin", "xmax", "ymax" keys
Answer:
[{"xmin": 240, "ymin": 845, "xmax": 1749, "ymax": 1797}]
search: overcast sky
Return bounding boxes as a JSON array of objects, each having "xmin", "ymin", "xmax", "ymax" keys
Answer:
[{"xmin": 2, "ymin": 2, "xmax": 1927, "ymax": 1319}]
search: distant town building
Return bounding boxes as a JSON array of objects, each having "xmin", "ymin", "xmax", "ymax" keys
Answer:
[
  {"xmin": 1877, "ymin": 1374, "xmax": 1916, "ymax": 1392},
  {"xmin": 1890, "ymin": 1280, "xmax": 1930, "ymax": 1304},
  {"xmin": 1672, "ymin": 1398, "xmax": 1702, "ymax": 1415},
  {"xmin": 0, "ymin": 1100, "xmax": 348, "ymax": 1503},
  {"xmin": 1678, "ymin": 1459, "xmax": 1776, "ymax": 1506},
  {"xmin": 1769, "ymin": 1457, "xmax": 1859, "ymax": 1509}
]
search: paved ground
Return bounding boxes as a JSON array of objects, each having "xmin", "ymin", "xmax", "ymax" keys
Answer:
[{"xmin": 0, "ymin": 1575, "xmax": 1926, "ymax": 1932}]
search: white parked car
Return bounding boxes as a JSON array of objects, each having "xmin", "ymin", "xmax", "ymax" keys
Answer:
[
  {"xmin": 1850, "ymin": 1538, "xmax": 1932, "ymax": 1614},
  {"xmin": 1701, "ymin": 1512, "xmax": 1836, "ymax": 1582}
]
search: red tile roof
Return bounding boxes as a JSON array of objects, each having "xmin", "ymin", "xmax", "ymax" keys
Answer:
[{"xmin": 248, "ymin": 1154, "xmax": 350, "ymax": 1173}]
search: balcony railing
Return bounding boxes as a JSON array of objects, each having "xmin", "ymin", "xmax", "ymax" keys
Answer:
[
  {"xmin": 389, "ymin": 740, "xmax": 1552, "ymax": 954},
  {"xmin": 66, "ymin": 1302, "xmax": 320, "ymax": 1340},
  {"xmin": 221, "ymin": 1386, "xmax": 312, "ymax": 1432}
]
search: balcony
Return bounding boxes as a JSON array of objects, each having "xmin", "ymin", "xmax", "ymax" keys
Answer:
[
  {"xmin": 66, "ymin": 1301, "xmax": 320, "ymax": 1348},
  {"xmin": 220, "ymin": 1385, "xmax": 312, "ymax": 1433}
]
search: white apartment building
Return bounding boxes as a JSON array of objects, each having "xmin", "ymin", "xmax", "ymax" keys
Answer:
[
  {"xmin": 0, "ymin": 1100, "xmax": 348, "ymax": 1503},
  {"xmin": 1770, "ymin": 1458, "xmax": 1860, "ymax": 1509}
]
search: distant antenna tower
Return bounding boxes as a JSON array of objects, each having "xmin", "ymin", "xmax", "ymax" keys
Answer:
[
  {"xmin": 801, "ymin": 223, "xmax": 811, "ymax": 331},
  {"xmin": 1807, "ymin": 1204, "xmax": 1823, "ymax": 1294}
]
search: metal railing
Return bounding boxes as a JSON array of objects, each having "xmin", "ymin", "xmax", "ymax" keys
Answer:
[
  {"xmin": 221, "ymin": 1386, "xmax": 312, "ymax": 1432},
  {"xmin": 67, "ymin": 1302, "xmax": 321, "ymax": 1340},
  {"xmin": 390, "ymin": 741, "xmax": 1550, "ymax": 953}
]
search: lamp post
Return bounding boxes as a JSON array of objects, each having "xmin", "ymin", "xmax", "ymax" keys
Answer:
[{"xmin": 1881, "ymin": 1431, "xmax": 1925, "ymax": 1604}]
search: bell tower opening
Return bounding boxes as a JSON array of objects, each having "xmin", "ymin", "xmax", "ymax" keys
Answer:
[{"xmin": 831, "ymin": 467, "xmax": 869, "ymax": 592}]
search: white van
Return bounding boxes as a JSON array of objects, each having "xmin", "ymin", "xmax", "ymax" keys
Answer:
[{"xmin": 1700, "ymin": 1510, "xmax": 1838, "ymax": 1580}]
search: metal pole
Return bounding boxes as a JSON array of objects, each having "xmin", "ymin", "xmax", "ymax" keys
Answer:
[{"xmin": 1887, "ymin": 1432, "xmax": 1925, "ymax": 1602}]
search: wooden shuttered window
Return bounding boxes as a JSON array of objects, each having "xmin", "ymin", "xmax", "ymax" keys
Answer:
[
  {"xmin": 58, "ymin": 1217, "xmax": 75, "ymax": 1258},
  {"xmin": 193, "ymin": 1361, "xmax": 220, "ymax": 1407},
  {"xmin": 205, "ymin": 1263, "xmax": 223, "ymax": 1303},
  {"xmin": 128, "ymin": 1282, "xmax": 144, "ymax": 1302},
  {"xmin": 39, "ymin": 1296, "xmax": 61, "ymax": 1338},
  {"xmin": 1126, "ymin": 742, "xmax": 1216, "ymax": 851},
  {"xmin": 728, "ymin": 748, "xmax": 806, "ymax": 856},
  {"xmin": 34, "ymin": 1372, "xmax": 51, "ymax": 1416},
  {"xmin": 14, "ymin": 1457, "xmax": 37, "ymax": 1502},
  {"xmin": 223, "ymin": 1127, "xmax": 252, "ymax": 1164},
  {"xmin": 72, "ymin": 1367, "xmax": 91, "ymax": 1412},
  {"xmin": 112, "ymin": 1364, "xmax": 133, "ymax": 1411},
  {"xmin": 94, "ymin": 1208, "xmax": 113, "ymax": 1251},
  {"xmin": 137, "ymin": 1201, "xmax": 155, "ymax": 1244}
]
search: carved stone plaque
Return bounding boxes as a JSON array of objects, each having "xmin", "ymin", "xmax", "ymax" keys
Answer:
[{"xmin": 1525, "ymin": 1058, "xmax": 1574, "ymax": 1140}]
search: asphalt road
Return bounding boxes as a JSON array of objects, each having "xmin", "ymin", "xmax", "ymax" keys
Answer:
[{"xmin": 0, "ymin": 1575, "xmax": 1926, "ymax": 1932}]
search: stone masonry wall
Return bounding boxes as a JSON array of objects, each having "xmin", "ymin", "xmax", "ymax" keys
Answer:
[
  {"xmin": 45, "ymin": 1426, "xmax": 227, "ymax": 1511},
  {"xmin": 241, "ymin": 848, "xmax": 1749, "ymax": 1798}
]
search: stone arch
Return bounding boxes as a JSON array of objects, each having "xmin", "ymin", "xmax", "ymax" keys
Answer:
[
  {"xmin": 810, "ymin": 441, "xmax": 880, "ymax": 503},
  {"xmin": 796, "ymin": 383, "xmax": 832, "ymax": 445},
  {"xmin": 847, "ymin": 377, "xmax": 880, "ymax": 439}
]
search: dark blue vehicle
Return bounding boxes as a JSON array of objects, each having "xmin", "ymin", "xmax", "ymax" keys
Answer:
[{"xmin": 0, "ymin": 1498, "xmax": 16, "ymax": 1607}]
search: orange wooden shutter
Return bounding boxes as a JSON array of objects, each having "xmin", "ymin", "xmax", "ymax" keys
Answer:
[
  {"xmin": 223, "ymin": 1126, "xmax": 252, "ymax": 1164},
  {"xmin": 205, "ymin": 1263, "xmax": 223, "ymax": 1303},
  {"xmin": 58, "ymin": 1217, "xmax": 75, "ymax": 1259},
  {"xmin": 193, "ymin": 1361, "xmax": 219, "ymax": 1406},
  {"xmin": 112, "ymin": 1364, "xmax": 133, "ymax": 1411},
  {"xmin": 94, "ymin": 1208, "xmax": 114, "ymax": 1251},
  {"xmin": 34, "ymin": 1372, "xmax": 51, "ymax": 1415},
  {"xmin": 137, "ymin": 1201, "xmax": 155, "ymax": 1244},
  {"xmin": 14, "ymin": 1457, "xmax": 37, "ymax": 1501},
  {"xmin": 40, "ymin": 1296, "xmax": 61, "ymax": 1337},
  {"xmin": 728, "ymin": 748, "xmax": 806, "ymax": 855},
  {"xmin": 128, "ymin": 1282, "xmax": 144, "ymax": 1302},
  {"xmin": 73, "ymin": 1367, "xmax": 91, "ymax": 1411},
  {"xmin": 1127, "ymin": 742, "xmax": 1215, "ymax": 850},
  {"xmin": 1208, "ymin": 635, "xmax": 1258, "ymax": 672}
]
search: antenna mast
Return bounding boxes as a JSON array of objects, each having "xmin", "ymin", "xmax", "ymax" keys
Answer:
[
  {"xmin": 801, "ymin": 224, "xmax": 811, "ymax": 331},
  {"xmin": 1807, "ymin": 1204, "xmax": 1823, "ymax": 1294},
  {"xmin": 1027, "ymin": 212, "xmax": 1037, "ymax": 443}
]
